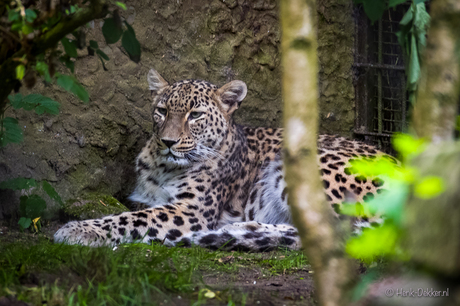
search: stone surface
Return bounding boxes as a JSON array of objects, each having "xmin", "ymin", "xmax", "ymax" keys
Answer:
[
  {"xmin": 0, "ymin": 0, "xmax": 355, "ymax": 220},
  {"xmin": 404, "ymin": 142, "xmax": 460, "ymax": 277},
  {"xmin": 317, "ymin": 0, "xmax": 355, "ymax": 136}
]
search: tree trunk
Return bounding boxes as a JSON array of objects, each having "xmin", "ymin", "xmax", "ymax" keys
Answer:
[
  {"xmin": 280, "ymin": 1, "xmax": 356, "ymax": 305},
  {"xmin": 405, "ymin": 0, "xmax": 460, "ymax": 287},
  {"xmin": 411, "ymin": 0, "xmax": 460, "ymax": 142},
  {"xmin": 405, "ymin": 142, "xmax": 460, "ymax": 277}
]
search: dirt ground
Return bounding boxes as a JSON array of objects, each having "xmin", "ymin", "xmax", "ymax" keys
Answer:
[{"xmin": 201, "ymin": 272, "xmax": 316, "ymax": 306}]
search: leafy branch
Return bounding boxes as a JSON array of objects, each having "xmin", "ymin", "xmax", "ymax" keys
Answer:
[
  {"xmin": 396, "ymin": 1, "xmax": 430, "ymax": 105},
  {"xmin": 0, "ymin": 0, "xmax": 110, "ymax": 113},
  {"xmin": 0, "ymin": 0, "xmax": 141, "ymax": 147}
]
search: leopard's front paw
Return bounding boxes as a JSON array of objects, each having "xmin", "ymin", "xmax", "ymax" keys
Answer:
[{"xmin": 54, "ymin": 221, "xmax": 109, "ymax": 247}]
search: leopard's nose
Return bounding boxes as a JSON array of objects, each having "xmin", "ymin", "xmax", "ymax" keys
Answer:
[{"xmin": 161, "ymin": 139, "xmax": 179, "ymax": 148}]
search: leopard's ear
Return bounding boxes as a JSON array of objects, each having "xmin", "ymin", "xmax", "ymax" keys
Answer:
[
  {"xmin": 147, "ymin": 69, "xmax": 169, "ymax": 96},
  {"xmin": 216, "ymin": 80, "xmax": 247, "ymax": 116}
]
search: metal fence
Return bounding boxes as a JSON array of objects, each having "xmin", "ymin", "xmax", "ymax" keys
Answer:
[{"xmin": 353, "ymin": 4, "xmax": 412, "ymax": 153}]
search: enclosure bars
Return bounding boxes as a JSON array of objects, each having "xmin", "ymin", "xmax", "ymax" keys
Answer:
[
  {"xmin": 378, "ymin": 17, "xmax": 383, "ymax": 138},
  {"xmin": 377, "ymin": 17, "xmax": 383, "ymax": 148},
  {"xmin": 353, "ymin": 5, "xmax": 410, "ymax": 153}
]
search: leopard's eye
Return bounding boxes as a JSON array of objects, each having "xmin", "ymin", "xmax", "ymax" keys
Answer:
[
  {"xmin": 156, "ymin": 107, "xmax": 167, "ymax": 116},
  {"xmin": 189, "ymin": 112, "xmax": 203, "ymax": 120}
]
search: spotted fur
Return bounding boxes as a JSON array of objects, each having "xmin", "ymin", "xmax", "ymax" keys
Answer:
[{"xmin": 54, "ymin": 69, "xmax": 397, "ymax": 250}]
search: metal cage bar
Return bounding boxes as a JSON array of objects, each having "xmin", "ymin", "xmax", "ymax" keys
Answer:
[{"xmin": 353, "ymin": 3, "xmax": 413, "ymax": 154}]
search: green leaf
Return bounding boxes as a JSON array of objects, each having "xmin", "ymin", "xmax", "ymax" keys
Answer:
[
  {"xmin": 102, "ymin": 18, "xmax": 123, "ymax": 44},
  {"xmin": 122, "ymin": 21, "xmax": 141, "ymax": 63},
  {"xmin": 20, "ymin": 195, "xmax": 47, "ymax": 219},
  {"xmin": 346, "ymin": 223, "xmax": 399, "ymax": 263},
  {"xmin": 115, "ymin": 2, "xmax": 127, "ymax": 10},
  {"xmin": 413, "ymin": 3, "xmax": 430, "ymax": 31},
  {"xmin": 98, "ymin": 56, "xmax": 108, "ymax": 71},
  {"xmin": 397, "ymin": 2, "xmax": 429, "ymax": 107},
  {"xmin": 18, "ymin": 217, "xmax": 32, "ymax": 231},
  {"xmin": 8, "ymin": 10, "xmax": 20, "ymax": 22},
  {"xmin": 362, "ymin": 0, "xmax": 386, "ymax": 23},
  {"xmin": 96, "ymin": 49, "xmax": 109, "ymax": 61},
  {"xmin": 366, "ymin": 181, "xmax": 409, "ymax": 226},
  {"xmin": 25, "ymin": 9, "xmax": 37, "ymax": 22},
  {"xmin": 42, "ymin": 181, "xmax": 63, "ymax": 205},
  {"xmin": 349, "ymin": 155, "xmax": 401, "ymax": 178},
  {"xmin": 16, "ymin": 64, "xmax": 25, "ymax": 80},
  {"xmin": 89, "ymin": 40, "xmax": 99, "ymax": 50},
  {"xmin": 392, "ymin": 133, "xmax": 426, "ymax": 159},
  {"xmin": 339, "ymin": 202, "xmax": 370, "ymax": 218},
  {"xmin": 30, "ymin": 96, "xmax": 60, "ymax": 115},
  {"xmin": 8, "ymin": 94, "xmax": 60, "ymax": 115},
  {"xmin": 414, "ymin": 176, "xmax": 445, "ymax": 200},
  {"xmin": 56, "ymin": 74, "xmax": 89, "ymax": 103},
  {"xmin": 0, "ymin": 117, "xmax": 23, "ymax": 146},
  {"xmin": 36, "ymin": 61, "xmax": 52, "ymax": 82},
  {"xmin": 0, "ymin": 177, "xmax": 37, "ymax": 190},
  {"xmin": 389, "ymin": 0, "xmax": 407, "ymax": 8},
  {"xmin": 11, "ymin": 21, "xmax": 22, "ymax": 32},
  {"xmin": 22, "ymin": 24, "xmax": 34, "ymax": 35},
  {"xmin": 413, "ymin": 3, "xmax": 430, "ymax": 51},
  {"xmin": 8, "ymin": 93, "xmax": 26, "ymax": 109},
  {"xmin": 59, "ymin": 55, "xmax": 75, "ymax": 73},
  {"xmin": 61, "ymin": 38, "xmax": 78, "ymax": 58},
  {"xmin": 399, "ymin": 6, "xmax": 414, "ymax": 26}
]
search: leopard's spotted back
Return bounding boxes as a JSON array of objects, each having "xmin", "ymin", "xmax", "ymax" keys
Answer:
[
  {"xmin": 317, "ymin": 135, "xmax": 397, "ymax": 207},
  {"xmin": 54, "ymin": 69, "xmax": 396, "ymax": 251}
]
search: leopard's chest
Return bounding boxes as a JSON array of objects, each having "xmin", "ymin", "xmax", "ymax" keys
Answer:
[{"xmin": 130, "ymin": 166, "xmax": 197, "ymax": 207}]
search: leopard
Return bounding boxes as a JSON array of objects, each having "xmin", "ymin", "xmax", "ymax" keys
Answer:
[{"xmin": 54, "ymin": 68, "xmax": 398, "ymax": 251}]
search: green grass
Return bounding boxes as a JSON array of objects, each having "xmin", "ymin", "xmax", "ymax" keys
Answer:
[{"xmin": 0, "ymin": 237, "xmax": 309, "ymax": 305}]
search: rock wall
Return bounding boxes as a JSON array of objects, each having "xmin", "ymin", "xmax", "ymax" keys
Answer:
[
  {"xmin": 317, "ymin": 0, "xmax": 355, "ymax": 136},
  {"xmin": 0, "ymin": 0, "xmax": 355, "ymax": 220}
]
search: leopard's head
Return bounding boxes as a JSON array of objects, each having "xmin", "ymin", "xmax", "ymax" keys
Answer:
[{"xmin": 147, "ymin": 68, "xmax": 247, "ymax": 168}]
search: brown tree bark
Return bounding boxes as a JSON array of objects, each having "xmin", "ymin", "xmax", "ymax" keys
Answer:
[
  {"xmin": 405, "ymin": 0, "xmax": 460, "ymax": 287},
  {"xmin": 280, "ymin": 1, "xmax": 356, "ymax": 305},
  {"xmin": 411, "ymin": 0, "xmax": 460, "ymax": 142}
]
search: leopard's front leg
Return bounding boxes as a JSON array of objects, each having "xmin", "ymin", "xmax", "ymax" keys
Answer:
[{"xmin": 54, "ymin": 203, "xmax": 207, "ymax": 247}]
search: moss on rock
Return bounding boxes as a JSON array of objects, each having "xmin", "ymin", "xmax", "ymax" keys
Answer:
[{"xmin": 63, "ymin": 194, "xmax": 129, "ymax": 220}]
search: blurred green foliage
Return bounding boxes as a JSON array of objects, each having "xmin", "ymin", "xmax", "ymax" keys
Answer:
[{"xmin": 342, "ymin": 134, "xmax": 445, "ymax": 264}]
